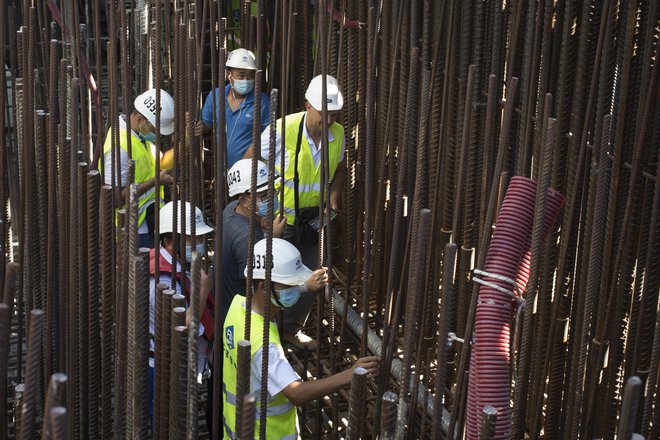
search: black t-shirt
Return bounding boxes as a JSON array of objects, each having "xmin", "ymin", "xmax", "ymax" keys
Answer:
[{"xmin": 220, "ymin": 200, "xmax": 264, "ymax": 323}]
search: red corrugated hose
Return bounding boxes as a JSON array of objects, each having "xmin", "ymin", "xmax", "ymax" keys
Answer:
[{"xmin": 465, "ymin": 176, "xmax": 565, "ymax": 439}]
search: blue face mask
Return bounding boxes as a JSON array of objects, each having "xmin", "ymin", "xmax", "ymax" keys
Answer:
[
  {"xmin": 257, "ymin": 196, "xmax": 280, "ymax": 217},
  {"xmin": 141, "ymin": 132, "xmax": 156, "ymax": 143},
  {"xmin": 232, "ymin": 79, "xmax": 254, "ymax": 95},
  {"xmin": 185, "ymin": 242, "xmax": 206, "ymax": 263},
  {"xmin": 271, "ymin": 286, "xmax": 301, "ymax": 308}
]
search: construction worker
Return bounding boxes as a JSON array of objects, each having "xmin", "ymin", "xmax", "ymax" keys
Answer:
[
  {"xmin": 221, "ymin": 159, "xmax": 328, "ymax": 325},
  {"xmin": 147, "ymin": 200, "xmax": 215, "ymax": 418},
  {"xmin": 196, "ymin": 48, "xmax": 270, "ymax": 169},
  {"xmin": 244, "ymin": 74, "xmax": 346, "ymax": 348},
  {"xmin": 102, "ymin": 88, "xmax": 175, "ymax": 248},
  {"xmin": 222, "ymin": 238, "xmax": 378, "ymax": 439}
]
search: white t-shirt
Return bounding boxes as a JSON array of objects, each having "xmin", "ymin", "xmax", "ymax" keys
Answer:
[
  {"xmin": 149, "ymin": 247, "xmax": 208, "ymax": 378},
  {"xmin": 251, "ymin": 343, "xmax": 301, "ymax": 401}
]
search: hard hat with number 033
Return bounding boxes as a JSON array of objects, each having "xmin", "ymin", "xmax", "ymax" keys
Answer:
[
  {"xmin": 159, "ymin": 200, "xmax": 213, "ymax": 236},
  {"xmin": 227, "ymin": 159, "xmax": 281, "ymax": 197},
  {"xmin": 226, "ymin": 48, "xmax": 257, "ymax": 70},
  {"xmin": 134, "ymin": 88, "xmax": 175, "ymax": 135},
  {"xmin": 305, "ymin": 74, "xmax": 344, "ymax": 112},
  {"xmin": 246, "ymin": 238, "xmax": 313, "ymax": 286}
]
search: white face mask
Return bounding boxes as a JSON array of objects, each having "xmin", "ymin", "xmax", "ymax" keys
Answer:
[{"xmin": 185, "ymin": 242, "xmax": 206, "ymax": 263}]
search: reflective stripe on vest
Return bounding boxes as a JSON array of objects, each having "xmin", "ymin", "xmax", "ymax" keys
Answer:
[
  {"xmin": 223, "ymin": 384, "xmax": 294, "ymax": 416},
  {"xmin": 223, "ymin": 295, "xmax": 299, "ymax": 439},
  {"xmin": 102, "ymin": 124, "xmax": 164, "ymax": 227},
  {"xmin": 276, "ymin": 112, "xmax": 343, "ymax": 226}
]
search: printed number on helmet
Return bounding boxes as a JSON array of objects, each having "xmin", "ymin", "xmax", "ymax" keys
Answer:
[
  {"xmin": 228, "ymin": 170, "xmax": 241, "ymax": 185},
  {"xmin": 253, "ymin": 254, "xmax": 273, "ymax": 270},
  {"xmin": 143, "ymin": 95, "xmax": 158, "ymax": 113}
]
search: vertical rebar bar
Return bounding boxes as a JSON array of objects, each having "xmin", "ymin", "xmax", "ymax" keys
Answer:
[
  {"xmin": 49, "ymin": 407, "xmax": 67, "ymax": 440},
  {"xmin": 479, "ymin": 406, "xmax": 498, "ymax": 440},
  {"xmin": 17, "ymin": 309, "xmax": 45, "ymax": 440},
  {"xmin": 346, "ymin": 367, "xmax": 368, "ymax": 440},
  {"xmin": 618, "ymin": 376, "xmax": 643, "ymax": 440},
  {"xmin": 40, "ymin": 373, "xmax": 67, "ymax": 440}
]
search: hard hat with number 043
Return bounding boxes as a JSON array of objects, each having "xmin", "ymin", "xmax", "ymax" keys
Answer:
[
  {"xmin": 134, "ymin": 88, "xmax": 175, "ymax": 135},
  {"xmin": 227, "ymin": 159, "xmax": 281, "ymax": 197},
  {"xmin": 226, "ymin": 48, "xmax": 257, "ymax": 70},
  {"xmin": 159, "ymin": 201, "xmax": 213, "ymax": 236},
  {"xmin": 246, "ymin": 238, "xmax": 313, "ymax": 286},
  {"xmin": 305, "ymin": 74, "xmax": 344, "ymax": 112}
]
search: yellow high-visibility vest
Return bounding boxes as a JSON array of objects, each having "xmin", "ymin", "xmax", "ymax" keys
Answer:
[
  {"xmin": 276, "ymin": 112, "xmax": 343, "ymax": 226},
  {"xmin": 222, "ymin": 295, "xmax": 299, "ymax": 440},
  {"xmin": 101, "ymin": 124, "xmax": 164, "ymax": 228}
]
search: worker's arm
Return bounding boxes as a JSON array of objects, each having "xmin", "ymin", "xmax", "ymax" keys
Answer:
[
  {"xmin": 113, "ymin": 169, "xmax": 174, "ymax": 207},
  {"xmin": 329, "ymin": 160, "xmax": 346, "ymax": 211},
  {"xmin": 280, "ymin": 356, "xmax": 378, "ymax": 406},
  {"xmin": 242, "ymin": 144, "xmax": 254, "ymax": 159},
  {"xmin": 186, "ymin": 268, "xmax": 212, "ymax": 327}
]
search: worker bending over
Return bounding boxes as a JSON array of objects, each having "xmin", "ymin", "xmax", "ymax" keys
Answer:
[{"xmin": 222, "ymin": 238, "xmax": 378, "ymax": 439}]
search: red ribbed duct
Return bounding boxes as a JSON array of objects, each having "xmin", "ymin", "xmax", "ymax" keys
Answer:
[{"xmin": 466, "ymin": 176, "xmax": 565, "ymax": 439}]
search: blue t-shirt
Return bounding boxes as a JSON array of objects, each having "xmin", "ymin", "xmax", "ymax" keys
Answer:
[
  {"xmin": 201, "ymin": 84, "xmax": 270, "ymax": 168},
  {"xmin": 220, "ymin": 200, "xmax": 264, "ymax": 323}
]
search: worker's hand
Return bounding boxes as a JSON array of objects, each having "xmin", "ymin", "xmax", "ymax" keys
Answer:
[
  {"xmin": 194, "ymin": 121, "xmax": 206, "ymax": 137},
  {"xmin": 330, "ymin": 193, "xmax": 341, "ymax": 213},
  {"xmin": 272, "ymin": 215, "xmax": 287, "ymax": 238},
  {"xmin": 305, "ymin": 267, "xmax": 329, "ymax": 292},
  {"xmin": 350, "ymin": 356, "xmax": 379, "ymax": 378},
  {"xmin": 159, "ymin": 169, "xmax": 174, "ymax": 185}
]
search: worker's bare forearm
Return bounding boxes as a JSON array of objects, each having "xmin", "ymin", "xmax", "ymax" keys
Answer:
[{"xmin": 282, "ymin": 370, "xmax": 350, "ymax": 406}]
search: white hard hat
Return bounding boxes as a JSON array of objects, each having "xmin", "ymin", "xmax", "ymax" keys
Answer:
[
  {"xmin": 246, "ymin": 238, "xmax": 313, "ymax": 286},
  {"xmin": 159, "ymin": 201, "xmax": 213, "ymax": 236},
  {"xmin": 226, "ymin": 48, "xmax": 257, "ymax": 71},
  {"xmin": 305, "ymin": 74, "xmax": 343, "ymax": 112},
  {"xmin": 227, "ymin": 159, "xmax": 281, "ymax": 197},
  {"xmin": 134, "ymin": 89, "xmax": 175, "ymax": 135}
]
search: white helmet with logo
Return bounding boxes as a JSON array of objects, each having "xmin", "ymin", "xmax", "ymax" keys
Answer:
[
  {"xmin": 247, "ymin": 238, "xmax": 313, "ymax": 286},
  {"xmin": 227, "ymin": 159, "xmax": 281, "ymax": 197},
  {"xmin": 134, "ymin": 89, "xmax": 175, "ymax": 135},
  {"xmin": 226, "ymin": 48, "xmax": 257, "ymax": 70},
  {"xmin": 159, "ymin": 201, "xmax": 213, "ymax": 236},
  {"xmin": 305, "ymin": 74, "xmax": 343, "ymax": 112}
]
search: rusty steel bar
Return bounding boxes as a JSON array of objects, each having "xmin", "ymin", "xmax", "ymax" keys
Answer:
[
  {"xmin": 0, "ymin": 302, "xmax": 11, "ymax": 440},
  {"xmin": 17, "ymin": 309, "xmax": 45, "ymax": 440},
  {"xmin": 86, "ymin": 170, "xmax": 101, "ymax": 439},
  {"xmin": 212, "ymin": 19, "xmax": 228, "ymax": 439},
  {"xmin": 235, "ymin": 339, "xmax": 251, "ymax": 436},
  {"xmin": 170, "ymin": 325, "xmax": 188, "ymax": 439},
  {"xmin": 618, "ymin": 376, "xmax": 643, "ymax": 440},
  {"xmin": 430, "ymin": 243, "xmax": 457, "ymax": 440},
  {"xmin": 158, "ymin": 287, "xmax": 176, "ymax": 438},
  {"xmin": 40, "ymin": 372, "xmax": 67, "ymax": 440},
  {"xmin": 186, "ymin": 253, "xmax": 202, "ymax": 440},
  {"xmin": 99, "ymin": 185, "xmax": 114, "ymax": 440},
  {"xmin": 380, "ymin": 391, "xmax": 398, "ymax": 440},
  {"xmin": 512, "ymin": 114, "xmax": 557, "ymax": 438},
  {"xmin": 49, "ymin": 406, "xmax": 67, "ymax": 440},
  {"xmin": 154, "ymin": 280, "xmax": 166, "ymax": 439},
  {"xmin": 346, "ymin": 367, "xmax": 368, "ymax": 440},
  {"xmin": 244, "ymin": 68, "xmax": 264, "ymax": 342},
  {"xmin": 479, "ymin": 406, "xmax": 498, "ymax": 440},
  {"xmin": 397, "ymin": 208, "xmax": 431, "ymax": 439}
]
